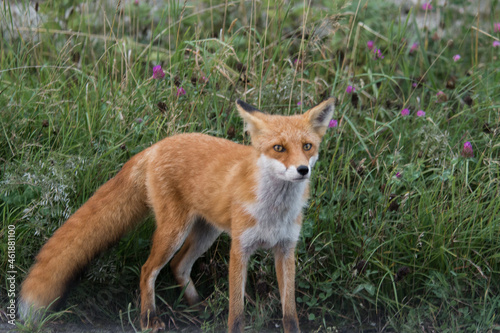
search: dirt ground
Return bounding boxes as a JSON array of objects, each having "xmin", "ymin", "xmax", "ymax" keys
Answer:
[
  {"xmin": 0, "ymin": 322, "xmax": 137, "ymax": 333},
  {"xmin": 0, "ymin": 320, "xmax": 225, "ymax": 333}
]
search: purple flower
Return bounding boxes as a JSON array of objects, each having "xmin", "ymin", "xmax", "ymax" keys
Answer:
[
  {"xmin": 346, "ymin": 85, "xmax": 355, "ymax": 94},
  {"xmin": 294, "ymin": 58, "xmax": 302, "ymax": 66},
  {"xmin": 409, "ymin": 42, "xmax": 419, "ymax": 53},
  {"xmin": 416, "ymin": 110, "xmax": 426, "ymax": 117},
  {"xmin": 134, "ymin": 0, "xmax": 139, "ymax": 5},
  {"xmin": 373, "ymin": 48, "xmax": 384, "ymax": 59},
  {"xmin": 136, "ymin": 117, "xmax": 143, "ymax": 123},
  {"xmin": 412, "ymin": 82, "xmax": 418, "ymax": 88},
  {"xmin": 493, "ymin": 41, "xmax": 500, "ymax": 48},
  {"xmin": 396, "ymin": 172, "xmax": 402, "ymax": 179},
  {"xmin": 494, "ymin": 23, "xmax": 500, "ymax": 33},
  {"xmin": 152, "ymin": 65, "xmax": 165, "ymax": 79},
  {"xmin": 329, "ymin": 119, "xmax": 338, "ymax": 128},
  {"xmin": 453, "ymin": 54, "xmax": 461, "ymax": 62},
  {"xmin": 297, "ymin": 101, "xmax": 302, "ymax": 106},
  {"xmin": 201, "ymin": 76, "xmax": 209, "ymax": 83},
  {"xmin": 422, "ymin": 2, "xmax": 433, "ymax": 10},
  {"xmin": 367, "ymin": 40, "xmax": 375, "ymax": 50},
  {"xmin": 401, "ymin": 108, "xmax": 410, "ymax": 116},
  {"xmin": 176, "ymin": 87, "xmax": 186, "ymax": 96},
  {"xmin": 461, "ymin": 141, "xmax": 474, "ymax": 158}
]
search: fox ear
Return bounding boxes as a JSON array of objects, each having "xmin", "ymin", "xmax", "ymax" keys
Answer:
[
  {"xmin": 236, "ymin": 99, "xmax": 266, "ymax": 135},
  {"xmin": 305, "ymin": 97, "xmax": 335, "ymax": 137}
]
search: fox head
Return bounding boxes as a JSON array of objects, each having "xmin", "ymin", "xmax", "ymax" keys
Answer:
[{"xmin": 236, "ymin": 98, "xmax": 334, "ymax": 183}]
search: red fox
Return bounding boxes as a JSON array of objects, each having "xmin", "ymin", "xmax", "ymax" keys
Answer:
[{"xmin": 19, "ymin": 98, "xmax": 335, "ymax": 332}]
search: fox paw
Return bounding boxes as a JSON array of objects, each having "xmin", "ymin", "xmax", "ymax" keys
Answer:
[{"xmin": 141, "ymin": 315, "xmax": 165, "ymax": 332}]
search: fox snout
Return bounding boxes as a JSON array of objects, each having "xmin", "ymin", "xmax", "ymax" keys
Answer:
[
  {"xmin": 296, "ymin": 165, "xmax": 309, "ymax": 176},
  {"xmin": 285, "ymin": 164, "xmax": 310, "ymax": 182},
  {"xmin": 293, "ymin": 155, "xmax": 319, "ymax": 180}
]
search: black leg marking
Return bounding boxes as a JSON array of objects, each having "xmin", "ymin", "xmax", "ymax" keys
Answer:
[{"xmin": 283, "ymin": 315, "xmax": 300, "ymax": 333}]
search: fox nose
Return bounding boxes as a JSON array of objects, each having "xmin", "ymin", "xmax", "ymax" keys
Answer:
[{"xmin": 297, "ymin": 165, "xmax": 309, "ymax": 176}]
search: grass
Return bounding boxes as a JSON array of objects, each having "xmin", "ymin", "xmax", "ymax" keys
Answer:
[{"xmin": 1, "ymin": 0, "xmax": 500, "ymax": 332}]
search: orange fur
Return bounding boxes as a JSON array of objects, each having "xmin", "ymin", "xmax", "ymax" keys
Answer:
[{"xmin": 19, "ymin": 98, "xmax": 335, "ymax": 333}]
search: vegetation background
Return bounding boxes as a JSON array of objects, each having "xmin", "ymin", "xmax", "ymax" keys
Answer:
[{"xmin": 1, "ymin": 0, "xmax": 499, "ymax": 331}]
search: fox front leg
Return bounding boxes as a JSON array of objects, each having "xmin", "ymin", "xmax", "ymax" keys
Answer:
[
  {"xmin": 274, "ymin": 241, "xmax": 300, "ymax": 333},
  {"xmin": 227, "ymin": 238, "xmax": 250, "ymax": 333}
]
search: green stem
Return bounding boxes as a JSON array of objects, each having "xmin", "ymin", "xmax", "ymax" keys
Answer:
[{"xmin": 465, "ymin": 159, "xmax": 469, "ymax": 188}]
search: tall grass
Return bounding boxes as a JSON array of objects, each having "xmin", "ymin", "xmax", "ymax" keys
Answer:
[{"xmin": 1, "ymin": 0, "xmax": 499, "ymax": 331}]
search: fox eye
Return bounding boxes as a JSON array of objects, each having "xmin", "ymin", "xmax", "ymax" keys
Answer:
[
  {"xmin": 303, "ymin": 143, "xmax": 312, "ymax": 151},
  {"xmin": 273, "ymin": 145, "xmax": 285, "ymax": 152}
]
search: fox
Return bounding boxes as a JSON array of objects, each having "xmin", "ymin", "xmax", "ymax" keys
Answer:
[{"xmin": 18, "ymin": 98, "xmax": 335, "ymax": 332}]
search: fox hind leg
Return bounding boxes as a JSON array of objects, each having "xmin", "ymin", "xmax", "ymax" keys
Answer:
[
  {"xmin": 139, "ymin": 209, "xmax": 193, "ymax": 332},
  {"xmin": 170, "ymin": 218, "xmax": 221, "ymax": 306}
]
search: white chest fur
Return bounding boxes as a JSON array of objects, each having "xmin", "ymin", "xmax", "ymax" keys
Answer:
[{"xmin": 240, "ymin": 155, "xmax": 308, "ymax": 253}]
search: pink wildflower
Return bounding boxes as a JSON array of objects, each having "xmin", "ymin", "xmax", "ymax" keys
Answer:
[
  {"xmin": 493, "ymin": 41, "xmax": 500, "ymax": 48},
  {"xmin": 409, "ymin": 42, "xmax": 419, "ymax": 53},
  {"xmin": 367, "ymin": 40, "xmax": 375, "ymax": 50},
  {"xmin": 453, "ymin": 54, "xmax": 461, "ymax": 62},
  {"xmin": 461, "ymin": 142, "xmax": 474, "ymax": 158},
  {"xmin": 401, "ymin": 108, "xmax": 410, "ymax": 116},
  {"xmin": 373, "ymin": 48, "xmax": 384, "ymax": 59},
  {"xmin": 346, "ymin": 85, "xmax": 355, "ymax": 94},
  {"xmin": 176, "ymin": 87, "xmax": 186, "ymax": 96},
  {"xmin": 297, "ymin": 101, "xmax": 302, "ymax": 106},
  {"xmin": 329, "ymin": 119, "xmax": 338, "ymax": 128},
  {"xmin": 417, "ymin": 110, "xmax": 426, "ymax": 117},
  {"xmin": 152, "ymin": 65, "xmax": 165, "ymax": 79},
  {"xmin": 412, "ymin": 82, "xmax": 418, "ymax": 88},
  {"xmin": 396, "ymin": 172, "xmax": 402, "ymax": 179},
  {"xmin": 494, "ymin": 23, "xmax": 500, "ymax": 33},
  {"xmin": 422, "ymin": 2, "xmax": 433, "ymax": 10}
]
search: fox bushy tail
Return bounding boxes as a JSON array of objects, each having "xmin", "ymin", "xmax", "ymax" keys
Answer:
[{"xmin": 19, "ymin": 152, "xmax": 150, "ymax": 320}]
